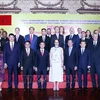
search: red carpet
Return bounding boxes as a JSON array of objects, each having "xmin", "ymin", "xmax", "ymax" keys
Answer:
[{"xmin": 2, "ymin": 71, "xmax": 98, "ymax": 88}]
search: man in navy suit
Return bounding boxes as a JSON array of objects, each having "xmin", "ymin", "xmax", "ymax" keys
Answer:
[
  {"xmin": 15, "ymin": 27, "xmax": 25, "ymax": 74},
  {"xmin": 37, "ymin": 28, "xmax": 50, "ymax": 52},
  {"xmin": 51, "ymin": 26, "xmax": 64, "ymax": 48},
  {"xmin": 25, "ymin": 27, "xmax": 38, "ymax": 52},
  {"xmin": 21, "ymin": 41, "xmax": 35, "ymax": 91},
  {"xmin": 78, "ymin": 40, "xmax": 91, "ymax": 91},
  {"xmin": 79, "ymin": 31, "xmax": 89, "ymax": 48},
  {"xmin": 88, "ymin": 33, "xmax": 100, "ymax": 91},
  {"xmin": 15, "ymin": 27, "xmax": 25, "ymax": 51},
  {"xmin": 4, "ymin": 33, "xmax": 20, "ymax": 92},
  {"xmin": 65, "ymin": 27, "xmax": 80, "ymax": 49},
  {"xmin": 64, "ymin": 39, "xmax": 78, "ymax": 91},
  {"xmin": 35, "ymin": 42, "xmax": 49, "ymax": 91}
]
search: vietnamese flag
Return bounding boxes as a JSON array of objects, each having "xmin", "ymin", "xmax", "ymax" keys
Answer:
[{"xmin": 0, "ymin": 15, "xmax": 12, "ymax": 25}]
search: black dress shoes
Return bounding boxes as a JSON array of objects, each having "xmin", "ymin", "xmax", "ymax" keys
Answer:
[
  {"xmin": 78, "ymin": 87, "xmax": 82, "ymax": 91},
  {"xmin": 84, "ymin": 87, "xmax": 88, "ymax": 91},
  {"xmin": 24, "ymin": 88, "xmax": 27, "ymax": 92},
  {"xmin": 6, "ymin": 87, "xmax": 12, "ymax": 92},
  {"xmin": 15, "ymin": 88, "xmax": 18, "ymax": 92},
  {"xmin": 64, "ymin": 88, "xmax": 70, "ymax": 91},
  {"xmin": 30, "ymin": 88, "xmax": 33, "ymax": 92},
  {"xmin": 72, "ymin": 88, "xmax": 75, "ymax": 91}
]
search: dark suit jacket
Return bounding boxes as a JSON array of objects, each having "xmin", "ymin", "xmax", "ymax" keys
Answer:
[
  {"xmin": 79, "ymin": 38, "xmax": 89, "ymax": 48},
  {"xmin": 88, "ymin": 40, "xmax": 100, "ymax": 66},
  {"xmin": 64, "ymin": 47, "xmax": 78, "ymax": 69},
  {"xmin": 3, "ymin": 42, "xmax": 20, "ymax": 66},
  {"xmin": 36, "ymin": 49, "xmax": 49, "ymax": 69},
  {"xmin": 51, "ymin": 34, "xmax": 64, "ymax": 48},
  {"xmin": 21, "ymin": 48, "xmax": 35, "ymax": 70},
  {"xmin": 37, "ymin": 35, "xmax": 50, "ymax": 52},
  {"xmin": 25, "ymin": 34, "xmax": 38, "ymax": 52},
  {"xmin": 15, "ymin": 35, "xmax": 25, "ymax": 51},
  {"xmin": 65, "ymin": 34, "xmax": 80, "ymax": 49},
  {"xmin": 78, "ymin": 48, "xmax": 90, "ymax": 69}
]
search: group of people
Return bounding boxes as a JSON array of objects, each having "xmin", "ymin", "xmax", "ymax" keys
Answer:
[{"xmin": 0, "ymin": 26, "xmax": 100, "ymax": 92}]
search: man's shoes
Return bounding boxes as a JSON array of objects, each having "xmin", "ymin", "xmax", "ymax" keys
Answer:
[
  {"xmin": 43, "ymin": 88, "xmax": 46, "ymax": 91},
  {"xmin": 92, "ymin": 87, "xmax": 96, "ymax": 91},
  {"xmin": 6, "ymin": 87, "xmax": 12, "ymax": 92},
  {"xmin": 72, "ymin": 88, "xmax": 75, "ymax": 92},
  {"xmin": 64, "ymin": 88, "xmax": 70, "ymax": 91},
  {"xmin": 38, "ymin": 89, "xmax": 41, "ymax": 92},
  {"xmin": 84, "ymin": 87, "xmax": 88, "ymax": 91},
  {"xmin": 24, "ymin": 88, "xmax": 27, "ymax": 92},
  {"xmin": 78, "ymin": 87, "xmax": 82, "ymax": 91},
  {"xmin": 15, "ymin": 88, "xmax": 18, "ymax": 92},
  {"xmin": 29, "ymin": 88, "xmax": 33, "ymax": 92}
]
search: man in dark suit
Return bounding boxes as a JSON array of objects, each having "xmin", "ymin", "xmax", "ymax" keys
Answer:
[
  {"xmin": 88, "ymin": 33, "xmax": 100, "ymax": 91},
  {"xmin": 15, "ymin": 27, "xmax": 25, "ymax": 51},
  {"xmin": 65, "ymin": 27, "xmax": 80, "ymax": 49},
  {"xmin": 3, "ymin": 33, "xmax": 20, "ymax": 92},
  {"xmin": 25, "ymin": 27, "xmax": 38, "ymax": 52},
  {"xmin": 21, "ymin": 41, "xmax": 35, "ymax": 91},
  {"xmin": 79, "ymin": 31, "xmax": 89, "ymax": 48},
  {"xmin": 37, "ymin": 28, "xmax": 50, "ymax": 52},
  {"xmin": 51, "ymin": 26, "xmax": 64, "ymax": 48},
  {"xmin": 15, "ymin": 27, "xmax": 25, "ymax": 74},
  {"xmin": 35, "ymin": 42, "xmax": 49, "ymax": 91},
  {"xmin": 78, "ymin": 40, "xmax": 91, "ymax": 91},
  {"xmin": 64, "ymin": 39, "xmax": 78, "ymax": 91}
]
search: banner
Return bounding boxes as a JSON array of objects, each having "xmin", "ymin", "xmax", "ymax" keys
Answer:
[{"xmin": 0, "ymin": 14, "xmax": 100, "ymax": 36}]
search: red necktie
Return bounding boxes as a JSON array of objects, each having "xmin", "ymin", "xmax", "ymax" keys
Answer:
[
  {"xmin": 41, "ymin": 50, "xmax": 44, "ymax": 56},
  {"xmin": 30, "ymin": 34, "xmax": 33, "ymax": 42}
]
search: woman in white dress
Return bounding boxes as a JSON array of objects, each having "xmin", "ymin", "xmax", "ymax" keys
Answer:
[{"xmin": 49, "ymin": 39, "xmax": 64, "ymax": 91}]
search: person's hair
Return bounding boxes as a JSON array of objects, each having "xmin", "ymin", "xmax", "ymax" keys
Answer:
[
  {"xmin": 3, "ymin": 31, "xmax": 7, "ymax": 35},
  {"xmin": 40, "ymin": 41, "xmax": 45, "ymax": 45},
  {"xmin": 68, "ymin": 39, "xmax": 73, "ymax": 43},
  {"xmin": 29, "ymin": 27, "xmax": 35, "ymax": 30},
  {"xmin": 54, "ymin": 26, "xmax": 59, "ymax": 30},
  {"xmin": 9, "ymin": 33, "xmax": 15, "ymax": 37},
  {"xmin": 81, "ymin": 31, "xmax": 86, "ymax": 34},
  {"xmin": 81, "ymin": 40, "xmax": 86, "ymax": 44},
  {"xmin": 59, "ymin": 26, "xmax": 65, "ymax": 34},
  {"xmin": 25, "ymin": 41, "xmax": 31, "ymax": 44},
  {"xmin": 47, "ymin": 28, "xmax": 51, "ymax": 31},
  {"xmin": 41, "ymin": 28, "xmax": 46, "ymax": 32},
  {"xmin": 15, "ymin": 27, "xmax": 20, "ymax": 30},
  {"xmin": 86, "ymin": 30, "xmax": 92, "ymax": 37},
  {"xmin": 54, "ymin": 39, "xmax": 59, "ymax": 43}
]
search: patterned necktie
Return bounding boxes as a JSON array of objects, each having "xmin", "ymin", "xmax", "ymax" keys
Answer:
[
  {"xmin": 26, "ymin": 49, "xmax": 30, "ymax": 56},
  {"xmin": 41, "ymin": 50, "xmax": 44, "ymax": 56},
  {"xmin": 11, "ymin": 42, "xmax": 14, "ymax": 51},
  {"xmin": 30, "ymin": 34, "xmax": 33, "ymax": 42},
  {"xmin": 69, "ymin": 48, "xmax": 72, "ymax": 56},
  {"xmin": 81, "ymin": 49, "xmax": 84, "ymax": 54}
]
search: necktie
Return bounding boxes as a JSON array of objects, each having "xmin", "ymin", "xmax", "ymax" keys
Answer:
[
  {"xmin": 30, "ymin": 34, "xmax": 33, "ymax": 42},
  {"xmin": 81, "ymin": 49, "xmax": 84, "ymax": 54},
  {"xmin": 16, "ymin": 35, "xmax": 19, "ymax": 42},
  {"xmin": 42, "ymin": 36, "xmax": 45, "ymax": 42},
  {"xmin": 69, "ymin": 35, "xmax": 72, "ymax": 39},
  {"xmin": 69, "ymin": 48, "xmax": 72, "ymax": 56},
  {"xmin": 11, "ymin": 42, "xmax": 14, "ymax": 51},
  {"xmin": 26, "ymin": 49, "xmax": 30, "ymax": 56},
  {"xmin": 41, "ymin": 50, "xmax": 44, "ymax": 56}
]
